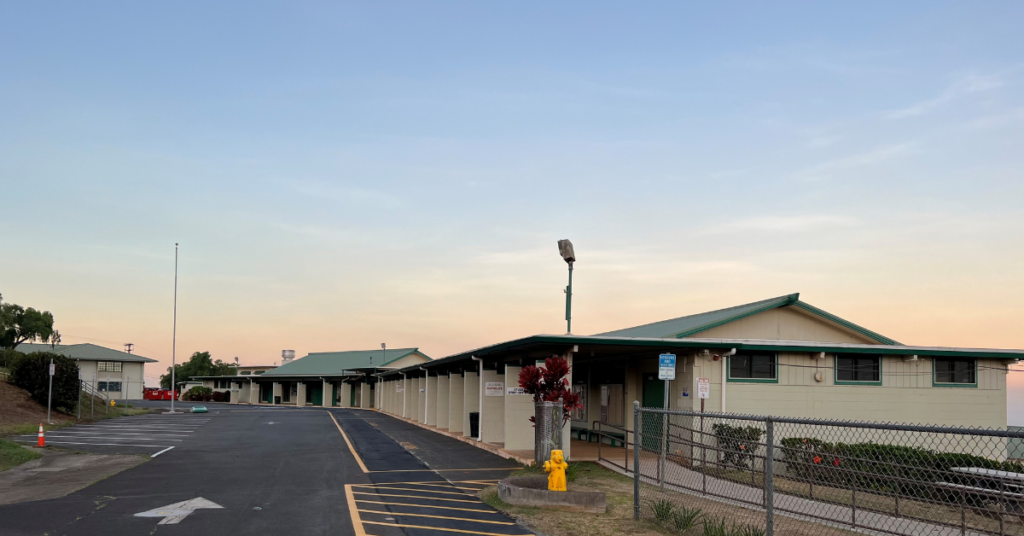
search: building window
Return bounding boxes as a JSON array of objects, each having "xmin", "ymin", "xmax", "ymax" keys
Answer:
[
  {"xmin": 240, "ymin": 371, "xmax": 251, "ymax": 375},
  {"xmin": 254, "ymin": 371, "xmax": 264, "ymax": 375},
  {"xmin": 97, "ymin": 361, "xmax": 122, "ymax": 372},
  {"xmin": 934, "ymin": 359, "xmax": 976, "ymax": 386},
  {"xmin": 835, "ymin": 355, "xmax": 882, "ymax": 384},
  {"xmin": 600, "ymin": 384, "xmax": 624, "ymax": 426},
  {"xmin": 728, "ymin": 353, "xmax": 777, "ymax": 382},
  {"xmin": 571, "ymin": 383, "xmax": 587, "ymax": 422},
  {"xmin": 98, "ymin": 381, "xmax": 122, "ymax": 392}
]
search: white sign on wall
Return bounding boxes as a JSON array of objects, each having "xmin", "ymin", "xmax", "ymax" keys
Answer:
[
  {"xmin": 506, "ymin": 387, "xmax": 528, "ymax": 396},
  {"xmin": 396, "ymin": 384, "xmax": 404, "ymax": 393},
  {"xmin": 485, "ymin": 382, "xmax": 504, "ymax": 396},
  {"xmin": 697, "ymin": 377, "xmax": 711, "ymax": 399}
]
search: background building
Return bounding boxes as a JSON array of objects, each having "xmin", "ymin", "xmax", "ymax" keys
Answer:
[{"xmin": 14, "ymin": 343, "xmax": 157, "ymax": 400}]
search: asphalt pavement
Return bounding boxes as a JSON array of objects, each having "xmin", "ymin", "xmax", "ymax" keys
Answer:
[{"xmin": 0, "ymin": 403, "xmax": 530, "ymax": 536}]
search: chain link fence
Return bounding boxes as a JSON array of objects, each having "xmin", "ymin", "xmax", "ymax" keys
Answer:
[{"xmin": 632, "ymin": 402, "xmax": 1024, "ymax": 536}]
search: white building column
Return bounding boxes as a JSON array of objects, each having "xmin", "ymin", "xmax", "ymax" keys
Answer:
[
  {"xmin": 436, "ymin": 373, "xmax": 450, "ymax": 430},
  {"xmin": 340, "ymin": 383, "xmax": 352, "ymax": 408},
  {"xmin": 296, "ymin": 382, "xmax": 306, "ymax": 407},
  {"xmin": 480, "ymin": 367, "xmax": 505, "ymax": 445},
  {"xmin": 504, "ymin": 365, "xmax": 533, "ymax": 451},
  {"xmin": 449, "ymin": 373, "xmax": 464, "ymax": 434},
  {"xmin": 426, "ymin": 373, "xmax": 438, "ymax": 426}
]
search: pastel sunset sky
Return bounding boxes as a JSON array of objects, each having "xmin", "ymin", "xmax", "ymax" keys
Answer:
[{"xmin": 2, "ymin": 3, "xmax": 1022, "ymax": 420}]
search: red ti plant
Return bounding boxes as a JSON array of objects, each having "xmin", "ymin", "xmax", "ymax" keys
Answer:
[{"xmin": 518, "ymin": 356, "xmax": 583, "ymax": 426}]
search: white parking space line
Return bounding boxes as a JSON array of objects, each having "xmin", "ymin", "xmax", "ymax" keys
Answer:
[
  {"xmin": 19, "ymin": 435, "xmax": 184, "ymax": 442},
  {"xmin": 13, "ymin": 439, "xmax": 174, "ymax": 449},
  {"xmin": 47, "ymin": 431, "xmax": 191, "ymax": 436},
  {"xmin": 151, "ymin": 446, "xmax": 175, "ymax": 457}
]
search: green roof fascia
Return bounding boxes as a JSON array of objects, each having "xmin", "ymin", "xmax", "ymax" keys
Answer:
[
  {"xmin": 792, "ymin": 300, "xmax": 901, "ymax": 345},
  {"xmin": 376, "ymin": 334, "xmax": 1024, "ymax": 378}
]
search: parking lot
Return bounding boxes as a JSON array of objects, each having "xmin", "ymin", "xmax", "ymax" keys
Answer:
[
  {"xmin": 0, "ymin": 404, "xmax": 531, "ymax": 536},
  {"xmin": 12, "ymin": 413, "xmax": 213, "ymax": 457}
]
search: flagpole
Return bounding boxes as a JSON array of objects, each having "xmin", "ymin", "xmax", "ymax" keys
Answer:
[{"xmin": 167, "ymin": 243, "xmax": 180, "ymax": 414}]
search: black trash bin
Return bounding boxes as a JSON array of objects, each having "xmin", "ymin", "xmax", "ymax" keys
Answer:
[
  {"xmin": 274, "ymin": 395, "xmax": 282, "ymax": 405},
  {"xmin": 469, "ymin": 412, "xmax": 480, "ymax": 438}
]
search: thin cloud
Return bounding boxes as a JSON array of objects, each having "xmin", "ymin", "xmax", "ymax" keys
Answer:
[
  {"xmin": 287, "ymin": 180, "xmax": 405, "ymax": 209},
  {"xmin": 885, "ymin": 74, "xmax": 1003, "ymax": 120},
  {"xmin": 794, "ymin": 142, "xmax": 918, "ymax": 182},
  {"xmin": 713, "ymin": 215, "xmax": 859, "ymax": 233}
]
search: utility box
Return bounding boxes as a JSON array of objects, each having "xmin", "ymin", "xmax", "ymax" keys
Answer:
[{"xmin": 274, "ymin": 395, "xmax": 281, "ymax": 405}]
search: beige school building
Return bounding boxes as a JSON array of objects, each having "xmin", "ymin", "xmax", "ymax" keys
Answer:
[
  {"xmin": 15, "ymin": 343, "xmax": 157, "ymax": 400},
  {"xmin": 368, "ymin": 293, "xmax": 1024, "ymax": 462}
]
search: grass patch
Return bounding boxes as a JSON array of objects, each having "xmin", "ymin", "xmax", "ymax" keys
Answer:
[
  {"xmin": 0, "ymin": 438, "xmax": 41, "ymax": 472},
  {"xmin": 481, "ymin": 462, "xmax": 860, "ymax": 536}
]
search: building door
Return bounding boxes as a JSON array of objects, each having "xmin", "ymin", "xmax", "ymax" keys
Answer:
[
  {"xmin": 642, "ymin": 373, "xmax": 666, "ymax": 451},
  {"xmin": 311, "ymin": 385, "xmax": 322, "ymax": 406},
  {"xmin": 350, "ymin": 384, "xmax": 357, "ymax": 406}
]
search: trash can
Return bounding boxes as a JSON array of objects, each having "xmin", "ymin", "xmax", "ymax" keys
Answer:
[
  {"xmin": 274, "ymin": 395, "xmax": 281, "ymax": 405},
  {"xmin": 469, "ymin": 412, "xmax": 480, "ymax": 438}
]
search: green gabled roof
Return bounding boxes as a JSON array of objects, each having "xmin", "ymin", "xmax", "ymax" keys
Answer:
[
  {"xmin": 596, "ymin": 293, "xmax": 899, "ymax": 345},
  {"xmin": 14, "ymin": 343, "xmax": 158, "ymax": 363},
  {"xmin": 261, "ymin": 348, "xmax": 426, "ymax": 376}
]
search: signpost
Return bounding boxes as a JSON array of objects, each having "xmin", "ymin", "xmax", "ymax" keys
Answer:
[
  {"xmin": 697, "ymin": 377, "xmax": 710, "ymax": 493},
  {"xmin": 47, "ymin": 358, "xmax": 54, "ymax": 423},
  {"xmin": 658, "ymin": 354, "xmax": 675, "ymax": 485}
]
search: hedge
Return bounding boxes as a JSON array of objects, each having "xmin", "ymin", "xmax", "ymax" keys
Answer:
[
  {"xmin": 712, "ymin": 423, "xmax": 764, "ymax": 469},
  {"xmin": 779, "ymin": 437, "xmax": 1024, "ymax": 505},
  {"xmin": 10, "ymin": 351, "xmax": 81, "ymax": 413}
]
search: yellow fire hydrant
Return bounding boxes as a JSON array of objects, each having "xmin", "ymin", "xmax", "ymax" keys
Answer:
[{"xmin": 543, "ymin": 450, "xmax": 568, "ymax": 491}]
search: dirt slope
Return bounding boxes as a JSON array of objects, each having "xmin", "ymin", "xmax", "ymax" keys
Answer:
[{"xmin": 0, "ymin": 379, "xmax": 77, "ymax": 433}]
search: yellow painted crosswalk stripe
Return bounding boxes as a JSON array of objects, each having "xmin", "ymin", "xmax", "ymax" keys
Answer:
[
  {"xmin": 355, "ymin": 499, "xmax": 500, "ymax": 513},
  {"xmin": 353, "ymin": 491, "xmax": 480, "ymax": 503},
  {"xmin": 362, "ymin": 520, "xmax": 532, "ymax": 536},
  {"xmin": 358, "ymin": 509, "xmax": 515, "ymax": 525}
]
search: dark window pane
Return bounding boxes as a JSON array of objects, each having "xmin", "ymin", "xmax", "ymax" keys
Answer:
[
  {"xmin": 837, "ymin": 356, "xmax": 880, "ymax": 382},
  {"xmin": 730, "ymin": 354, "xmax": 775, "ymax": 379},
  {"xmin": 730, "ymin": 356, "xmax": 751, "ymax": 378},
  {"xmin": 751, "ymin": 356, "xmax": 774, "ymax": 378},
  {"xmin": 935, "ymin": 359, "xmax": 975, "ymax": 384}
]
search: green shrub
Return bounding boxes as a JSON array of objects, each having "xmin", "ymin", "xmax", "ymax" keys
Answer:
[
  {"xmin": 1, "ymin": 348, "xmax": 21, "ymax": 369},
  {"xmin": 736, "ymin": 524, "xmax": 765, "ymax": 536},
  {"xmin": 671, "ymin": 505, "xmax": 703, "ymax": 531},
  {"xmin": 182, "ymin": 386, "xmax": 213, "ymax": 401},
  {"xmin": 712, "ymin": 423, "xmax": 763, "ymax": 469},
  {"xmin": 9, "ymin": 351, "xmax": 80, "ymax": 413},
  {"xmin": 701, "ymin": 516, "xmax": 730, "ymax": 536},
  {"xmin": 651, "ymin": 499, "xmax": 674, "ymax": 522}
]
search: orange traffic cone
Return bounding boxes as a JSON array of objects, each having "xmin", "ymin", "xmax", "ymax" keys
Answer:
[{"xmin": 37, "ymin": 423, "xmax": 45, "ymax": 447}]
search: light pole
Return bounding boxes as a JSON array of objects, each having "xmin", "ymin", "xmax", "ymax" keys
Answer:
[
  {"xmin": 378, "ymin": 342, "xmax": 385, "ymax": 365},
  {"xmin": 557, "ymin": 239, "xmax": 576, "ymax": 334},
  {"xmin": 167, "ymin": 243, "xmax": 180, "ymax": 414}
]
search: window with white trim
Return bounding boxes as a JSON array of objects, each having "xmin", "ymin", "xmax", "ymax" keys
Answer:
[{"xmin": 97, "ymin": 361, "xmax": 122, "ymax": 372}]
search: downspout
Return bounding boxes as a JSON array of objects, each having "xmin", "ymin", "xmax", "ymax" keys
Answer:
[
  {"xmin": 472, "ymin": 356, "xmax": 483, "ymax": 441},
  {"xmin": 420, "ymin": 367, "xmax": 428, "ymax": 424},
  {"xmin": 401, "ymin": 372, "xmax": 408, "ymax": 419},
  {"xmin": 718, "ymin": 348, "xmax": 737, "ymax": 412}
]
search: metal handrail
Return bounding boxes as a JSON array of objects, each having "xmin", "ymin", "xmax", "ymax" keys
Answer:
[{"xmin": 592, "ymin": 420, "xmax": 633, "ymax": 472}]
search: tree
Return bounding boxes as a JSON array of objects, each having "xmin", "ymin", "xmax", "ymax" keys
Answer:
[
  {"xmin": 160, "ymin": 351, "xmax": 235, "ymax": 388},
  {"xmin": 518, "ymin": 356, "xmax": 583, "ymax": 426},
  {"xmin": 0, "ymin": 293, "xmax": 57, "ymax": 349}
]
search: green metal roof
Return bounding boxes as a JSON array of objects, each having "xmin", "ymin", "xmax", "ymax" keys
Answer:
[
  {"xmin": 378, "ymin": 334, "xmax": 1024, "ymax": 378},
  {"xmin": 596, "ymin": 293, "xmax": 898, "ymax": 345},
  {"xmin": 261, "ymin": 348, "xmax": 426, "ymax": 376},
  {"xmin": 14, "ymin": 343, "xmax": 158, "ymax": 363}
]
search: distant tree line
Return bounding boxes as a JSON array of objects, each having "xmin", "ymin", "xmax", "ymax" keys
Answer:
[{"xmin": 159, "ymin": 351, "xmax": 236, "ymax": 389}]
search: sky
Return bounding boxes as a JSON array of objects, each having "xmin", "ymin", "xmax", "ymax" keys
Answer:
[{"xmin": 1, "ymin": 3, "xmax": 1023, "ymax": 419}]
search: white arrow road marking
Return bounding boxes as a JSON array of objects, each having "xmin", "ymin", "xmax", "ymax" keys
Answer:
[{"xmin": 134, "ymin": 497, "xmax": 223, "ymax": 524}]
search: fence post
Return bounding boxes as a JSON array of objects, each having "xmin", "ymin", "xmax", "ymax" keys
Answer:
[
  {"xmin": 765, "ymin": 417, "xmax": 774, "ymax": 536},
  {"xmin": 634, "ymin": 401, "xmax": 641, "ymax": 520}
]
